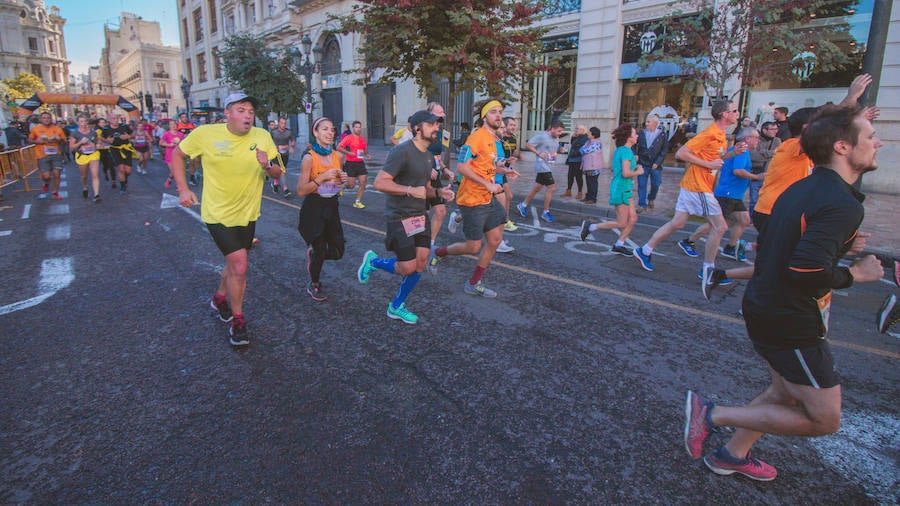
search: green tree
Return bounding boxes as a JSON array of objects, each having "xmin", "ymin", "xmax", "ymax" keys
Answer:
[
  {"xmin": 217, "ymin": 34, "xmax": 307, "ymax": 121},
  {"xmin": 637, "ymin": 0, "xmax": 851, "ymax": 101},
  {"xmin": 2, "ymin": 72, "xmax": 46, "ymax": 101},
  {"xmin": 333, "ymin": 0, "xmax": 549, "ymax": 134}
]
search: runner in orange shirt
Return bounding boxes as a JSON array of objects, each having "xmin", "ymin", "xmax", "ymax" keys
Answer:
[{"xmin": 29, "ymin": 112, "xmax": 68, "ymax": 200}]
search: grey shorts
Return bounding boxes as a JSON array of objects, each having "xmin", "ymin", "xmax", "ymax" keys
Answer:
[
  {"xmin": 38, "ymin": 154, "xmax": 64, "ymax": 172},
  {"xmin": 460, "ymin": 198, "xmax": 506, "ymax": 241}
]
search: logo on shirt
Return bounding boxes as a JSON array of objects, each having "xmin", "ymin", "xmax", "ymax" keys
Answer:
[
  {"xmin": 213, "ymin": 140, "xmax": 235, "ymax": 152},
  {"xmin": 249, "ymin": 143, "xmax": 257, "ymax": 151}
]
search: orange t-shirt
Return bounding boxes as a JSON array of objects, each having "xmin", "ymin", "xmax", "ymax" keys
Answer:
[
  {"xmin": 308, "ymin": 151, "xmax": 343, "ymax": 197},
  {"xmin": 753, "ymin": 138, "xmax": 812, "ymax": 215},
  {"xmin": 679, "ymin": 122, "xmax": 727, "ymax": 193},
  {"xmin": 456, "ymin": 127, "xmax": 499, "ymax": 207},
  {"xmin": 29, "ymin": 124, "xmax": 67, "ymax": 158}
]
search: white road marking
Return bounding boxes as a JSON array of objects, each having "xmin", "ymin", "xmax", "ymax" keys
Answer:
[
  {"xmin": 0, "ymin": 257, "xmax": 74, "ymax": 316},
  {"xmin": 46, "ymin": 224, "xmax": 70, "ymax": 241},
  {"xmin": 0, "ymin": 230, "xmax": 11, "ymax": 237},
  {"xmin": 48, "ymin": 204, "xmax": 69, "ymax": 215},
  {"xmin": 21, "ymin": 204, "xmax": 31, "ymax": 219},
  {"xmin": 160, "ymin": 193, "xmax": 181, "ymax": 209}
]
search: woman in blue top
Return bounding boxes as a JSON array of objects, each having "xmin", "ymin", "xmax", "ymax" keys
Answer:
[{"xmin": 579, "ymin": 123, "xmax": 644, "ymax": 256}]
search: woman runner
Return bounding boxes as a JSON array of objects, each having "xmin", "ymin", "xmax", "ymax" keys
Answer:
[{"xmin": 69, "ymin": 114, "xmax": 102, "ymax": 203}]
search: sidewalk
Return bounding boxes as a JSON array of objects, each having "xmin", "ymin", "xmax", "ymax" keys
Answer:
[{"xmin": 365, "ymin": 144, "xmax": 896, "ymax": 256}]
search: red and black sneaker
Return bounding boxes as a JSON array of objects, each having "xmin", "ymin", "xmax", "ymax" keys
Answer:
[
  {"xmin": 42, "ymin": 183, "xmax": 49, "ymax": 193},
  {"xmin": 210, "ymin": 294, "xmax": 233, "ymax": 323},
  {"xmin": 229, "ymin": 316, "xmax": 249, "ymax": 347},
  {"xmin": 684, "ymin": 390, "xmax": 715, "ymax": 459},
  {"xmin": 704, "ymin": 447, "xmax": 777, "ymax": 481}
]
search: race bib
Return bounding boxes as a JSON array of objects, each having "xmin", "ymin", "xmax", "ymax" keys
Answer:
[
  {"xmin": 134, "ymin": 136, "xmax": 147, "ymax": 146},
  {"xmin": 317, "ymin": 181, "xmax": 342, "ymax": 198},
  {"xmin": 401, "ymin": 215, "xmax": 426, "ymax": 237},
  {"xmin": 44, "ymin": 146, "xmax": 58, "ymax": 155},
  {"xmin": 80, "ymin": 145, "xmax": 96, "ymax": 154},
  {"xmin": 356, "ymin": 149, "xmax": 365, "ymax": 158},
  {"xmin": 816, "ymin": 291, "xmax": 832, "ymax": 337},
  {"xmin": 547, "ymin": 153, "xmax": 556, "ymax": 163},
  {"xmin": 278, "ymin": 146, "xmax": 289, "ymax": 153}
]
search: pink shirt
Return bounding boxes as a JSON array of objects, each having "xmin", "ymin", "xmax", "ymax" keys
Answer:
[
  {"xmin": 338, "ymin": 134, "xmax": 367, "ymax": 162},
  {"xmin": 161, "ymin": 130, "xmax": 185, "ymax": 164}
]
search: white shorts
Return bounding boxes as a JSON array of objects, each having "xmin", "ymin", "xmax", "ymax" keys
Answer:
[{"xmin": 674, "ymin": 188, "xmax": 722, "ymax": 217}]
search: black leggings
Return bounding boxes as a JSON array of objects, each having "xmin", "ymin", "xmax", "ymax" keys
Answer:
[
  {"xmin": 566, "ymin": 162, "xmax": 583, "ymax": 192},
  {"xmin": 298, "ymin": 194, "xmax": 345, "ymax": 283}
]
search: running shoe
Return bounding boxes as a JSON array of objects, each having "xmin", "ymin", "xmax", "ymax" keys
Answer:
[
  {"xmin": 52, "ymin": 192, "xmax": 61, "ymax": 200},
  {"xmin": 283, "ymin": 189, "xmax": 292, "ymax": 198},
  {"xmin": 164, "ymin": 177, "xmax": 172, "ymax": 188},
  {"xmin": 210, "ymin": 295, "xmax": 234, "ymax": 322},
  {"xmin": 353, "ymin": 200, "xmax": 366, "ymax": 209},
  {"xmin": 504, "ymin": 219, "xmax": 518, "ymax": 232},
  {"xmin": 229, "ymin": 317, "xmax": 250, "ymax": 347},
  {"xmin": 272, "ymin": 182, "xmax": 280, "ymax": 194},
  {"xmin": 678, "ymin": 239, "xmax": 700, "ymax": 258},
  {"xmin": 580, "ymin": 220, "xmax": 591, "ymax": 241},
  {"xmin": 736, "ymin": 239, "xmax": 748, "ymax": 261},
  {"xmin": 696, "ymin": 269, "xmax": 734, "ymax": 285},
  {"xmin": 876, "ymin": 293, "xmax": 898, "ymax": 334},
  {"xmin": 448, "ymin": 210, "xmax": 462, "ymax": 234},
  {"xmin": 82, "ymin": 189, "xmax": 88, "ymax": 199},
  {"xmin": 92, "ymin": 194, "xmax": 102, "ymax": 204},
  {"xmin": 516, "ymin": 202, "xmax": 528, "ymax": 218},
  {"xmin": 611, "ymin": 245, "xmax": 633, "ymax": 256},
  {"xmin": 42, "ymin": 183, "xmax": 49, "ymax": 192},
  {"xmin": 701, "ymin": 267, "xmax": 733, "ymax": 300},
  {"xmin": 633, "ymin": 247, "xmax": 654, "ymax": 271},
  {"xmin": 188, "ymin": 174, "xmax": 198, "ymax": 186},
  {"xmin": 704, "ymin": 447, "xmax": 777, "ymax": 481},
  {"xmin": 111, "ymin": 181, "xmax": 118, "ymax": 189},
  {"xmin": 464, "ymin": 281, "xmax": 497, "ymax": 298},
  {"xmin": 387, "ymin": 302, "xmax": 418, "ymax": 324},
  {"xmin": 540, "ymin": 210, "xmax": 554, "ymax": 223},
  {"xmin": 684, "ymin": 390, "xmax": 715, "ymax": 459},
  {"xmin": 496, "ymin": 240, "xmax": 515, "ymax": 253},
  {"xmin": 721, "ymin": 245, "xmax": 739, "ymax": 260},
  {"xmin": 427, "ymin": 247, "xmax": 441, "ymax": 275},
  {"xmin": 307, "ymin": 281, "xmax": 327, "ymax": 301},
  {"xmin": 357, "ymin": 250, "xmax": 377, "ymax": 284}
]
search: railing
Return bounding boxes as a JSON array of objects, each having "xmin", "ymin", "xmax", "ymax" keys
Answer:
[
  {"xmin": 0, "ymin": 146, "xmax": 39, "ymax": 192},
  {"xmin": 541, "ymin": 0, "xmax": 581, "ymax": 16},
  {"xmin": 152, "ymin": 72, "xmax": 170, "ymax": 79}
]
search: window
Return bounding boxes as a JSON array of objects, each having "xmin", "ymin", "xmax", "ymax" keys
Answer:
[
  {"xmin": 28, "ymin": 36, "xmax": 38, "ymax": 52},
  {"xmin": 193, "ymin": 9, "xmax": 204, "ymax": 42},
  {"xmin": 31, "ymin": 64, "xmax": 42, "ymax": 78},
  {"xmin": 208, "ymin": 0, "xmax": 218, "ymax": 33},
  {"xmin": 267, "ymin": 0, "xmax": 276, "ymax": 16},
  {"xmin": 182, "ymin": 19, "xmax": 190, "ymax": 47},
  {"xmin": 225, "ymin": 13, "xmax": 235, "ymax": 34},
  {"xmin": 197, "ymin": 52, "xmax": 207, "ymax": 83},
  {"xmin": 185, "ymin": 58, "xmax": 192, "ymax": 82},
  {"xmin": 51, "ymin": 66, "xmax": 59, "ymax": 82},
  {"xmin": 321, "ymin": 35, "xmax": 341, "ymax": 76},
  {"xmin": 48, "ymin": 39, "xmax": 55, "ymax": 54},
  {"xmin": 212, "ymin": 47, "xmax": 222, "ymax": 79}
]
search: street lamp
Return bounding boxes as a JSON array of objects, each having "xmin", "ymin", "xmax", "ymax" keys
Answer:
[
  {"xmin": 181, "ymin": 76, "xmax": 192, "ymax": 121},
  {"xmin": 289, "ymin": 33, "xmax": 323, "ymax": 145}
]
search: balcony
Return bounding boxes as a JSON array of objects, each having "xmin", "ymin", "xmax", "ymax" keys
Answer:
[
  {"xmin": 152, "ymin": 72, "xmax": 170, "ymax": 79},
  {"xmin": 155, "ymin": 93, "xmax": 172, "ymax": 99},
  {"xmin": 540, "ymin": 0, "xmax": 581, "ymax": 16}
]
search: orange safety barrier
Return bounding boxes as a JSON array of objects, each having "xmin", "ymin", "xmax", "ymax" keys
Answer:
[{"xmin": 0, "ymin": 145, "xmax": 40, "ymax": 192}]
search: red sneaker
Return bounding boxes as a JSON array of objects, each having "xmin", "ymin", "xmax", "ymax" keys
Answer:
[
  {"xmin": 52, "ymin": 192, "xmax": 62, "ymax": 200},
  {"xmin": 684, "ymin": 391, "xmax": 714, "ymax": 459},
  {"xmin": 704, "ymin": 447, "xmax": 777, "ymax": 481},
  {"xmin": 42, "ymin": 183, "xmax": 49, "ymax": 192}
]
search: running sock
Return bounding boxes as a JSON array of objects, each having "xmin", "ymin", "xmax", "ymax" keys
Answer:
[
  {"xmin": 391, "ymin": 271, "xmax": 421, "ymax": 309},
  {"xmin": 232, "ymin": 312, "xmax": 244, "ymax": 322},
  {"xmin": 212, "ymin": 293, "xmax": 227, "ymax": 305},
  {"xmin": 469, "ymin": 265, "xmax": 486, "ymax": 286},
  {"xmin": 435, "ymin": 246, "xmax": 449, "ymax": 257},
  {"xmin": 615, "ymin": 240, "xmax": 625, "ymax": 247},
  {"xmin": 589, "ymin": 224, "xmax": 599, "ymax": 232},
  {"xmin": 371, "ymin": 257, "xmax": 396, "ymax": 274},
  {"xmin": 641, "ymin": 245, "xmax": 653, "ymax": 255},
  {"xmin": 703, "ymin": 262, "xmax": 715, "ymax": 271}
]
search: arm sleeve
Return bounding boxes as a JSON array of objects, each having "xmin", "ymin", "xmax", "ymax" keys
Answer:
[
  {"xmin": 787, "ymin": 205, "xmax": 860, "ymax": 290},
  {"xmin": 653, "ymin": 136, "xmax": 667, "ymax": 166}
]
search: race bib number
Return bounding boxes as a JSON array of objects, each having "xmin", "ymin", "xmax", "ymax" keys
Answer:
[
  {"xmin": 44, "ymin": 146, "xmax": 58, "ymax": 155},
  {"xmin": 317, "ymin": 181, "xmax": 342, "ymax": 198},
  {"xmin": 547, "ymin": 153, "xmax": 557, "ymax": 163},
  {"xmin": 401, "ymin": 215, "xmax": 426, "ymax": 237},
  {"xmin": 356, "ymin": 149, "xmax": 365, "ymax": 158},
  {"xmin": 134, "ymin": 136, "xmax": 147, "ymax": 146},
  {"xmin": 816, "ymin": 291, "xmax": 832, "ymax": 337},
  {"xmin": 80, "ymin": 145, "xmax": 96, "ymax": 154}
]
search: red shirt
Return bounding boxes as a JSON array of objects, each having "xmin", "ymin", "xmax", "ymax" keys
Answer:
[{"xmin": 339, "ymin": 134, "xmax": 367, "ymax": 162}]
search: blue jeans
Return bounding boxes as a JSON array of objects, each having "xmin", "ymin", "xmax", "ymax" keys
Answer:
[
  {"xmin": 636, "ymin": 168, "xmax": 662, "ymax": 207},
  {"xmin": 748, "ymin": 179, "xmax": 763, "ymax": 214}
]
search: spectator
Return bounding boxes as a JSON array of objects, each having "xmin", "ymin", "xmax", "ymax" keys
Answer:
[
  {"xmin": 563, "ymin": 125, "xmax": 588, "ymax": 200},
  {"xmin": 634, "ymin": 114, "xmax": 669, "ymax": 212}
]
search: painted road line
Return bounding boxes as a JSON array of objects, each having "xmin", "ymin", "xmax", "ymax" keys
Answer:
[
  {"xmin": 46, "ymin": 224, "xmax": 70, "ymax": 241},
  {"xmin": 262, "ymin": 196, "xmax": 900, "ymax": 360},
  {"xmin": 21, "ymin": 204, "xmax": 32, "ymax": 219},
  {"xmin": 0, "ymin": 257, "xmax": 74, "ymax": 316},
  {"xmin": 0, "ymin": 230, "xmax": 11, "ymax": 237},
  {"xmin": 48, "ymin": 204, "xmax": 70, "ymax": 215}
]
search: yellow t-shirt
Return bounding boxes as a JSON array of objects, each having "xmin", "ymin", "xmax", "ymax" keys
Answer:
[
  {"xmin": 680, "ymin": 122, "xmax": 726, "ymax": 193},
  {"xmin": 178, "ymin": 124, "xmax": 278, "ymax": 227},
  {"xmin": 754, "ymin": 138, "xmax": 812, "ymax": 215},
  {"xmin": 456, "ymin": 127, "xmax": 498, "ymax": 207}
]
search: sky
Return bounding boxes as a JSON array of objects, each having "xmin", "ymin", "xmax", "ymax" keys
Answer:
[{"xmin": 49, "ymin": 0, "xmax": 180, "ymax": 76}]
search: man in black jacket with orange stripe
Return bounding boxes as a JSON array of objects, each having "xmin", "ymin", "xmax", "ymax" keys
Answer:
[{"xmin": 682, "ymin": 105, "xmax": 885, "ymax": 481}]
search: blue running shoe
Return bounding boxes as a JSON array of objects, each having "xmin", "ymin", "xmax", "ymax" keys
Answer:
[
  {"xmin": 677, "ymin": 239, "xmax": 700, "ymax": 257},
  {"xmin": 540, "ymin": 210, "xmax": 554, "ymax": 223},
  {"xmin": 357, "ymin": 250, "xmax": 377, "ymax": 284},
  {"xmin": 633, "ymin": 247, "xmax": 654, "ymax": 271},
  {"xmin": 387, "ymin": 302, "xmax": 418, "ymax": 324},
  {"xmin": 516, "ymin": 202, "xmax": 528, "ymax": 218}
]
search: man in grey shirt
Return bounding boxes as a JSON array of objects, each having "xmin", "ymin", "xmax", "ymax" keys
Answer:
[
  {"xmin": 517, "ymin": 120, "xmax": 564, "ymax": 222},
  {"xmin": 269, "ymin": 116, "xmax": 294, "ymax": 198}
]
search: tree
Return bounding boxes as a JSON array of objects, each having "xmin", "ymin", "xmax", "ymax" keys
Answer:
[
  {"xmin": 3, "ymin": 72, "xmax": 46, "ymax": 101},
  {"xmin": 637, "ymin": 0, "xmax": 851, "ymax": 102},
  {"xmin": 217, "ymin": 34, "xmax": 307, "ymax": 121},
  {"xmin": 333, "ymin": 0, "xmax": 550, "ymax": 136}
]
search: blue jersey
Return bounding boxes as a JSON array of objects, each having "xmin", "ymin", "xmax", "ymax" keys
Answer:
[{"xmin": 714, "ymin": 148, "xmax": 753, "ymax": 199}]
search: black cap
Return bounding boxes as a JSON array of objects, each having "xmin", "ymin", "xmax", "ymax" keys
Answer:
[{"xmin": 408, "ymin": 110, "xmax": 443, "ymax": 129}]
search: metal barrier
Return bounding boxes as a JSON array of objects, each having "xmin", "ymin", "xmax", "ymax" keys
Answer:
[{"xmin": 0, "ymin": 145, "xmax": 39, "ymax": 192}]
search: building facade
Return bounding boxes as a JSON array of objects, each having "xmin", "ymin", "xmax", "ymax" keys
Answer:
[
  {"xmin": 0, "ymin": 0, "xmax": 70, "ymax": 114},
  {"xmin": 99, "ymin": 13, "xmax": 183, "ymax": 120}
]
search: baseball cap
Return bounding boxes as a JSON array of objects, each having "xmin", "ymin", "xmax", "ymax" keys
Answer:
[
  {"xmin": 408, "ymin": 110, "xmax": 443, "ymax": 129},
  {"xmin": 223, "ymin": 92, "xmax": 259, "ymax": 109}
]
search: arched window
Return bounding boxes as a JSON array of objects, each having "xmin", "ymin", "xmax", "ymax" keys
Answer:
[{"xmin": 321, "ymin": 35, "xmax": 341, "ymax": 76}]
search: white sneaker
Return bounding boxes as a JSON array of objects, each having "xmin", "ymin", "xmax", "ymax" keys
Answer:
[
  {"xmin": 496, "ymin": 240, "xmax": 515, "ymax": 253},
  {"xmin": 447, "ymin": 210, "xmax": 461, "ymax": 234}
]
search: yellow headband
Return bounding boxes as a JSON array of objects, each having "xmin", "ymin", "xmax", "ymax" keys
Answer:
[{"xmin": 481, "ymin": 100, "xmax": 502, "ymax": 119}]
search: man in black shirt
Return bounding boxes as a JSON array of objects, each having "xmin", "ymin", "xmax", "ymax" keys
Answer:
[
  {"xmin": 683, "ymin": 105, "xmax": 884, "ymax": 481},
  {"xmin": 102, "ymin": 116, "xmax": 134, "ymax": 194}
]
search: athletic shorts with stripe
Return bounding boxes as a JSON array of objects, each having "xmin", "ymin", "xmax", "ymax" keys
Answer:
[{"xmin": 674, "ymin": 188, "xmax": 722, "ymax": 217}]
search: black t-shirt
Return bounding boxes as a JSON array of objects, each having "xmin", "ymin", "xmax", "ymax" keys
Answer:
[
  {"xmin": 382, "ymin": 140, "xmax": 433, "ymax": 221},
  {"xmin": 104, "ymin": 125, "xmax": 133, "ymax": 147}
]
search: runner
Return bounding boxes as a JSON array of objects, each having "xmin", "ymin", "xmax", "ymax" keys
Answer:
[
  {"xmin": 499, "ymin": 116, "xmax": 522, "ymax": 231},
  {"xmin": 270, "ymin": 116, "xmax": 295, "ymax": 198},
  {"xmin": 579, "ymin": 123, "xmax": 643, "ymax": 255},
  {"xmin": 95, "ymin": 118, "xmax": 116, "ymax": 188},
  {"xmin": 336, "ymin": 120, "xmax": 371, "ymax": 208},
  {"xmin": 428, "ymin": 98, "xmax": 519, "ymax": 297},
  {"xmin": 684, "ymin": 104, "xmax": 884, "ymax": 481},
  {"xmin": 170, "ymin": 92, "xmax": 282, "ymax": 347},
  {"xmin": 103, "ymin": 116, "xmax": 135, "ymax": 194},
  {"xmin": 160, "ymin": 119, "xmax": 185, "ymax": 188},
  {"xmin": 132, "ymin": 119, "xmax": 152, "ymax": 174},
  {"xmin": 176, "ymin": 112, "xmax": 199, "ymax": 186},
  {"xmin": 423, "ymin": 102, "xmax": 455, "ymax": 247},
  {"xmin": 517, "ymin": 120, "xmax": 564, "ymax": 223},
  {"xmin": 357, "ymin": 109, "xmax": 453, "ymax": 323},
  {"xmin": 29, "ymin": 112, "xmax": 67, "ymax": 200},
  {"xmin": 296, "ymin": 117, "xmax": 348, "ymax": 301},
  {"xmin": 68, "ymin": 114, "xmax": 102, "ymax": 203}
]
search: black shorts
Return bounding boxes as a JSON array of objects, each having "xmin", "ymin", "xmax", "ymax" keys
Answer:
[
  {"xmin": 385, "ymin": 216, "xmax": 431, "ymax": 262},
  {"xmin": 344, "ymin": 160, "xmax": 367, "ymax": 178},
  {"xmin": 460, "ymin": 198, "xmax": 506, "ymax": 241},
  {"xmin": 134, "ymin": 145, "xmax": 150, "ymax": 153},
  {"xmin": 716, "ymin": 196, "xmax": 747, "ymax": 217},
  {"xmin": 277, "ymin": 151, "xmax": 291, "ymax": 166},
  {"xmin": 751, "ymin": 340, "xmax": 840, "ymax": 389},
  {"xmin": 535, "ymin": 172, "xmax": 555, "ymax": 186},
  {"xmin": 207, "ymin": 221, "xmax": 256, "ymax": 256},
  {"xmin": 110, "ymin": 147, "xmax": 133, "ymax": 165}
]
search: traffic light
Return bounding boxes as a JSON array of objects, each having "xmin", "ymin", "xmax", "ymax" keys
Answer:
[{"xmin": 145, "ymin": 94, "xmax": 153, "ymax": 109}]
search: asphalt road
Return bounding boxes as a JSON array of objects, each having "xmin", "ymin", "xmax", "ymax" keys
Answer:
[{"xmin": 1, "ymin": 153, "xmax": 897, "ymax": 504}]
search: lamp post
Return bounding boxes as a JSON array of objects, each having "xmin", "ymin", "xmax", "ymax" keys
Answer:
[
  {"xmin": 289, "ymin": 34, "xmax": 323, "ymax": 145},
  {"xmin": 181, "ymin": 76, "xmax": 192, "ymax": 122}
]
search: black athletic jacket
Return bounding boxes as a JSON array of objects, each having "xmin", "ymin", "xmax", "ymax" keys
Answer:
[{"xmin": 743, "ymin": 167, "xmax": 864, "ymax": 347}]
